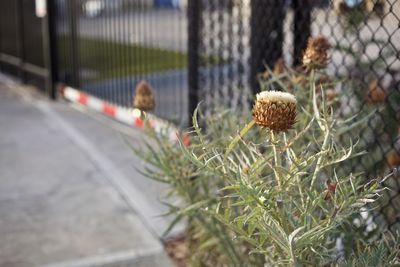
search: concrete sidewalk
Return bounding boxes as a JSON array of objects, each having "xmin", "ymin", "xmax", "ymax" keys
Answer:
[{"xmin": 0, "ymin": 78, "xmax": 175, "ymax": 267}]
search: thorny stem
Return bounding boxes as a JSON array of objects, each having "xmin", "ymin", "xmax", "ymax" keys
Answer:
[
  {"xmin": 310, "ymin": 68, "xmax": 331, "ymax": 188},
  {"xmin": 307, "ymin": 69, "xmax": 315, "ymax": 112},
  {"xmin": 311, "ymin": 129, "xmax": 330, "ymax": 188},
  {"xmin": 284, "ymin": 132, "xmax": 306, "ymax": 206},
  {"xmin": 271, "ymin": 131, "xmax": 282, "ymax": 189},
  {"xmin": 224, "ymin": 119, "xmax": 256, "ymax": 162},
  {"xmin": 291, "ymin": 250, "xmax": 300, "ymax": 267}
]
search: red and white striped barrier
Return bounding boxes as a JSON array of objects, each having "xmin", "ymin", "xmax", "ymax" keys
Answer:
[{"xmin": 61, "ymin": 86, "xmax": 190, "ymax": 146}]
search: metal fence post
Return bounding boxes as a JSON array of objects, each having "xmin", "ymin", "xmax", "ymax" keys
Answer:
[
  {"xmin": 67, "ymin": 0, "xmax": 80, "ymax": 88},
  {"xmin": 41, "ymin": 0, "xmax": 58, "ymax": 99},
  {"xmin": 46, "ymin": 0, "xmax": 58, "ymax": 99},
  {"xmin": 250, "ymin": 0, "xmax": 285, "ymax": 95},
  {"xmin": 292, "ymin": 0, "xmax": 312, "ymax": 67},
  {"xmin": 16, "ymin": 0, "xmax": 26, "ymax": 82},
  {"xmin": 188, "ymin": 0, "xmax": 201, "ymax": 126}
]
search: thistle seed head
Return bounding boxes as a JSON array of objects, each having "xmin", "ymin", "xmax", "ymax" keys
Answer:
[
  {"xmin": 133, "ymin": 80, "xmax": 155, "ymax": 112},
  {"xmin": 303, "ymin": 36, "xmax": 331, "ymax": 70},
  {"xmin": 252, "ymin": 91, "xmax": 297, "ymax": 132},
  {"xmin": 367, "ymin": 80, "xmax": 386, "ymax": 104},
  {"xmin": 387, "ymin": 149, "xmax": 400, "ymax": 168}
]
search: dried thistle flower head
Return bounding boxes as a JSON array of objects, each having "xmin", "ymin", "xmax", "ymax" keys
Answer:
[
  {"xmin": 317, "ymin": 75, "xmax": 331, "ymax": 87},
  {"xmin": 367, "ymin": 80, "xmax": 386, "ymax": 104},
  {"xmin": 252, "ymin": 91, "xmax": 297, "ymax": 132},
  {"xmin": 373, "ymin": 1, "xmax": 385, "ymax": 17},
  {"xmin": 323, "ymin": 180, "xmax": 338, "ymax": 200},
  {"xmin": 387, "ymin": 149, "xmax": 400, "ymax": 168},
  {"xmin": 273, "ymin": 58, "xmax": 286, "ymax": 75},
  {"xmin": 303, "ymin": 36, "xmax": 331, "ymax": 70},
  {"xmin": 325, "ymin": 89, "xmax": 337, "ymax": 101},
  {"xmin": 337, "ymin": 1, "xmax": 352, "ymax": 14},
  {"xmin": 133, "ymin": 80, "xmax": 155, "ymax": 112}
]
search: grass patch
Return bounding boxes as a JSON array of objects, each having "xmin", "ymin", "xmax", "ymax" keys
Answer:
[{"xmin": 58, "ymin": 36, "xmax": 187, "ymax": 83}]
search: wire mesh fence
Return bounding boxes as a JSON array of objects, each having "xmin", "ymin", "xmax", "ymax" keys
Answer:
[
  {"xmin": 192, "ymin": 0, "xmax": 400, "ymax": 231},
  {"xmin": 310, "ymin": 0, "xmax": 400, "ymax": 230}
]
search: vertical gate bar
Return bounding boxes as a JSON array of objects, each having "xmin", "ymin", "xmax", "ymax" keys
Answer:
[
  {"xmin": 227, "ymin": 0, "xmax": 234, "ymax": 103},
  {"xmin": 110, "ymin": 0, "xmax": 115, "ymax": 104},
  {"xmin": 41, "ymin": 0, "xmax": 53, "ymax": 97},
  {"xmin": 0, "ymin": 1, "xmax": 2, "ymax": 72},
  {"xmin": 217, "ymin": 0, "xmax": 223, "ymax": 105},
  {"xmin": 16, "ymin": 0, "xmax": 26, "ymax": 82},
  {"xmin": 143, "ymin": 0, "xmax": 147, "ymax": 82},
  {"xmin": 208, "ymin": 1, "xmax": 215, "ymax": 110},
  {"xmin": 250, "ymin": 0, "xmax": 284, "ymax": 95},
  {"xmin": 112, "ymin": 0, "xmax": 117, "ymax": 104},
  {"xmin": 127, "ymin": 0, "xmax": 132, "ymax": 106},
  {"xmin": 101, "ymin": 0, "xmax": 107, "ymax": 100},
  {"xmin": 236, "ymin": 0, "xmax": 245, "ymax": 109},
  {"xmin": 122, "ymin": 0, "xmax": 128, "ymax": 106},
  {"xmin": 188, "ymin": 0, "xmax": 201, "ymax": 125},
  {"xmin": 118, "ymin": 0, "xmax": 123, "ymax": 105},
  {"xmin": 68, "ymin": 0, "xmax": 80, "ymax": 88},
  {"xmin": 137, "ymin": 0, "xmax": 142, "ymax": 80},
  {"xmin": 292, "ymin": 0, "xmax": 312, "ymax": 67},
  {"xmin": 46, "ymin": 0, "xmax": 58, "ymax": 99},
  {"xmin": 106, "ymin": 2, "xmax": 118, "ymax": 104}
]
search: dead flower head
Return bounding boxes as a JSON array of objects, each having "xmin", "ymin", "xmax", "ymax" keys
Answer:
[
  {"xmin": 253, "ymin": 91, "xmax": 297, "ymax": 132},
  {"xmin": 387, "ymin": 149, "xmax": 400, "ymax": 168},
  {"xmin": 133, "ymin": 80, "xmax": 155, "ymax": 112},
  {"xmin": 273, "ymin": 58, "xmax": 286, "ymax": 75},
  {"xmin": 323, "ymin": 180, "xmax": 338, "ymax": 201},
  {"xmin": 303, "ymin": 36, "xmax": 331, "ymax": 70},
  {"xmin": 367, "ymin": 79, "xmax": 386, "ymax": 104}
]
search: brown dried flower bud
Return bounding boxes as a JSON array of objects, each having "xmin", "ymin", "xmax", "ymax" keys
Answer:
[
  {"xmin": 367, "ymin": 80, "xmax": 386, "ymax": 104},
  {"xmin": 133, "ymin": 80, "xmax": 155, "ymax": 112},
  {"xmin": 273, "ymin": 58, "xmax": 286, "ymax": 75},
  {"xmin": 292, "ymin": 74, "xmax": 308, "ymax": 88},
  {"xmin": 243, "ymin": 165, "xmax": 250, "ymax": 174},
  {"xmin": 387, "ymin": 149, "xmax": 400, "ymax": 168},
  {"xmin": 325, "ymin": 89, "xmax": 337, "ymax": 101},
  {"xmin": 303, "ymin": 36, "xmax": 331, "ymax": 70},
  {"xmin": 317, "ymin": 75, "xmax": 331, "ymax": 87},
  {"xmin": 338, "ymin": 2, "xmax": 352, "ymax": 14},
  {"xmin": 252, "ymin": 91, "xmax": 297, "ymax": 132},
  {"xmin": 373, "ymin": 1, "xmax": 385, "ymax": 17},
  {"xmin": 323, "ymin": 180, "xmax": 337, "ymax": 201}
]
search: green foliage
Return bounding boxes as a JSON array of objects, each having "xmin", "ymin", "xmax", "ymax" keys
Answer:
[{"xmin": 135, "ymin": 67, "xmax": 400, "ymax": 266}]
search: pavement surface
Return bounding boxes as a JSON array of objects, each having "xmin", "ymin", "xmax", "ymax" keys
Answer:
[{"xmin": 0, "ymin": 76, "xmax": 176, "ymax": 267}]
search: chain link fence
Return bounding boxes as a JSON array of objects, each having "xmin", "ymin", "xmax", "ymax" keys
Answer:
[{"xmin": 190, "ymin": 0, "xmax": 400, "ymax": 230}]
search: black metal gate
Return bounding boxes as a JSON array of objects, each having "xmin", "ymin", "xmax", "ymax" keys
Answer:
[
  {"xmin": 0, "ymin": 0, "xmax": 56, "ymax": 98},
  {"xmin": 54, "ymin": 0, "xmax": 189, "ymax": 126}
]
